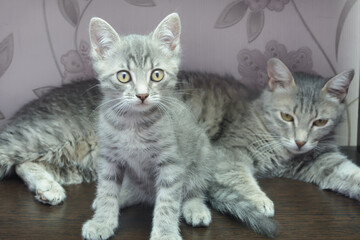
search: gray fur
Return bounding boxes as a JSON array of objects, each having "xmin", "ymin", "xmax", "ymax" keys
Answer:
[
  {"xmin": 0, "ymin": 18, "xmax": 356, "ymax": 240},
  {"xmin": 0, "ymin": 80, "xmax": 100, "ymax": 204},
  {"xmin": 81, "ymin": 14, "xmax": 213, "ymax": 240},
  {"xmin": 203, "ymin": 58, "xmax": 355, "ymax": 238}
]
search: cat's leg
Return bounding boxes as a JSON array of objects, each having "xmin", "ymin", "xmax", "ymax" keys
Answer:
[
  {"xmin": 290, "ymin": 150, "xmax": 360, "ymax": 201},
  {"xmin": 91, "ymin": 173, "xmax": 142, "ymax": 211},
  {"xmin": 150, "ymin": 157, "xmax": 184, "ymax": 240},
  {"xmin": 208, "ymin": 148, "xmax": 278, "ymax": 238},
  {"xmin": 15, "ymin": 161, "xmax": 66, "ymax": 205},
  {"xmin": 181, "ymin": 162, "xmax": 211, "ymax": 227},
  {"xmin": 211, "ymin": 148, "xmax": 274, "ymax": 217},
  {"xmin": 182, "ymin": 195, "xmax": 212, "ymax": 227},
  {"xmin": 82, "ymin": 159, "xmax": 124, "ymax": 240}
]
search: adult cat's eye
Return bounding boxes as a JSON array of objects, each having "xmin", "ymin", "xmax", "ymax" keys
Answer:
[
  {"xmin": 151, "ymin": 69, "xmax": 164, "ymax": 82},
  {"xmin": 117, "ymin": 70, "xmax": 132, "ymax": 83},
  {"xmin": 280, "ymin": 112, "xmax": 294, "ymax": 122},
  {"xmin": 313, "ymin": 119, "xmax": 328, "ymax": 127}
]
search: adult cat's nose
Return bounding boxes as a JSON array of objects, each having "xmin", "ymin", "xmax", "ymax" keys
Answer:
[
  {"xmin": 136, "ymin": 94, "xmax": 149, "ymax": 103},
  {"xmin": 295, "ymin": 140, "xmax": 306, "ymax": 149}
]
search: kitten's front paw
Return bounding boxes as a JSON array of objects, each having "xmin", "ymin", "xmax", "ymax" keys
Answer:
[
  {"xmin": 182, "ymin": 198, "xmax": 212, "ymax": 227},
  {"xmin": 35, "ymin": 180, "xmax": 66, "ymax": 205},
  {"xmin": 82, "ymin": 219, "xmax": 115, "ymax": 240},
  {"xmin": 251, "ymin": 195, "xmax": 275, "ymax": 217}
]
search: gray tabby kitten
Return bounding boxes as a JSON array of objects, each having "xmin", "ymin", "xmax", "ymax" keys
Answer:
[
  {"xmin": 206, "ymin": 58, "xmax": 356, "ymax": 237},
  {"xmin": 82, "ymin": 14, "xmax": 213, "ymax": 240}
]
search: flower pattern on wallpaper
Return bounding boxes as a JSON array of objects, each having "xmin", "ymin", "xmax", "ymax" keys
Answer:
[
  {"xmin": 0, "ymin": 33, "xmax": 14, "ymax": 80},
  {"xmin": 60, "ymin": 40, "xmax": 94, "ymax": 84},
  {"xmin": 32, "ymin": 86, "xmax": 56, "ymax": 98},
  {"xmin": 124, "ymin": 0, "xmax": 156, "ymax": 7},
  {"xmin": 215, "ymin": 0, "xmax": 289, "ymax": 42},
  {"xmin": 58, "ymin": 0, "xmax": 81, "ymax": 27},
  {"xmin": 0, "ymin": 33, "xmax": 14, "ymax": 120},
  {"xmin": 238, "ymin": 40, "xmax": 314, "ymax": 92}
]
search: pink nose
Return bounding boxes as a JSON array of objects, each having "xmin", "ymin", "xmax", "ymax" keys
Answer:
[
  {"xmin": 295, "ymin": 141, "xmax": 306, "ymax": 149},
  {"xmin": 136, "ymin": 94, "xmax": 149, "ymax": 103}
]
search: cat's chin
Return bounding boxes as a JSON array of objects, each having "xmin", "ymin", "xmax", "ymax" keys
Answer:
[
  {"xmin": 133, "ymin": 103, "xmax": 154, "ymax": 112},
  {"xmin": 285, "ymin": 146, "xmax": 313, "ymax": 155}
]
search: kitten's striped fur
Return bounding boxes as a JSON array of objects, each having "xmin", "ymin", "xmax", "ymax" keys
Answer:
[{"xmin": 81, "ymin": 14, "xmax": 214, "ymax": 240}]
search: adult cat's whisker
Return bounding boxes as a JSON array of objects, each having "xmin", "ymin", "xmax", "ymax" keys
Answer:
[{"xmin": 251, "ymin": 142, "xmax": 283, "ymax": 158}]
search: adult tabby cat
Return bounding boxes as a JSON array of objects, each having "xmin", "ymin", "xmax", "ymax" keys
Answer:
[
  {"xmin": 207, "ymin": 58, "xmax": 357, "ymax": 230},
  {"xmin": 82, "ymin": 14, "xmax": 214, "ymax": 240}
]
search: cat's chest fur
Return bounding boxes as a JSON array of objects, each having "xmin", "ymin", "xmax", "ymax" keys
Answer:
[{"xmin": 100, "ymin": 112, "xmax": 176, "ymax": 179}]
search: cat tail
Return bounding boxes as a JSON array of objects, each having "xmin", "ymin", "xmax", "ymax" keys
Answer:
[{"xmin": 209, "ymin": 197, "xmax": 278, "ymax": 238}]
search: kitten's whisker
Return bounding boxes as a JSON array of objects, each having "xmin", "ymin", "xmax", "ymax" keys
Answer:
[{"xmin": 84, "ymin": 83, "xmax": 101, "ymax": 94}]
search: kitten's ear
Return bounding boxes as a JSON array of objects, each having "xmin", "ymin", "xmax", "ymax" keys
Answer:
[
  {"xmin": 322, "ymin": 69, "xmax": 354, "ymax": 102},
  {"xmin": 267, "ymin": 58, "xmax": 295, "ymax": 91},
  {"xmin": 152, "ymin": 13, "xmax": 181, "ymax": 54},
  {"xmin": 89, "ymin": 17, "xmax": 120, "ymax": 59}
]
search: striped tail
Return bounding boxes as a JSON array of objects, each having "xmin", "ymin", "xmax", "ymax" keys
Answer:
[{"xmin": 209, "ymin": 197, "xmax": 278, "ymax": 238}]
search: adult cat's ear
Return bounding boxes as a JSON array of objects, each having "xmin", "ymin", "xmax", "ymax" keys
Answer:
[
  {"xmin": 322, "ymin": 69, "xmax": 354, "ymax": 102},
  {"xmin": 267, "ymin": 58, "xmax": 295, "ymax": 91},
  {"xmin": 89, "ymin": 17, "xmax": 120, "ymax": 59},
  {"xmin": 152, "ymin": 13, "xmax": 181, "ymax": 54}
]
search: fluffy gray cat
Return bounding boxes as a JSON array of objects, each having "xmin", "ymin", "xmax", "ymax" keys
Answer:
[
  {"xmin": 81, "ymin": 13, "xmax": 214, "ymax": 240},
  {"xmin": 206, "ymin": 58, "xmax": 356, "ymax": 237}
]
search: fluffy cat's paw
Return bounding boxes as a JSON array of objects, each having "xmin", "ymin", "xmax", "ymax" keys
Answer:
[
  {"xmin": 35, "ymin": 180, "xmax": 66, "ymax": 205},
  {"xmin": 252, "ymin": 195, "xmax": 275, "ymax": 217},
  {"xmin": 182, "ymin": 199, "xmax": 212, "ymax": 227},
  {"xmin": 82, "ymin": 219, "xmax": 115, "ymax": 240}
]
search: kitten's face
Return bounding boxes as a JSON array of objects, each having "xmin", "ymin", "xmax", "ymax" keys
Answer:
[
  {"xmin": 264, "ymin": 58, "xmax": 354, "ymax": 155},
  {"xmin": 88, "ymin": 14, "xmax": 181, "ymax": 113}
]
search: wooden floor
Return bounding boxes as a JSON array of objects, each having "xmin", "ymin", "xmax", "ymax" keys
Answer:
[{"xmin": 0, "ymin": 147, "xmax": 360, "ymax": 240}]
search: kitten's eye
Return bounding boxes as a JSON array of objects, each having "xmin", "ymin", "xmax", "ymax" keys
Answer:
[
  {"xmin": 313, "ymin": 119, "xmax": 328, "ymax": 127},
  {"xmin": 151, "ymin": 69, "xmax": 164, "ymax": 82},
  {"xmin": 280, "ymin": 112, "xmax": 294, "ymax": 122},
  {"xmin": 117, "ymin": 71, "xmax": 131, "ymax": 83}
]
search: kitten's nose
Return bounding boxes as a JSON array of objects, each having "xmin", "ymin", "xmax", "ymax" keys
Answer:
[
  {"xmin": 136, "ymin": 94, "xmax": 149, "ymax": 103},
  {"xmin": 295, "ymin": 141, "xmax": 306, "ymax": 149}
]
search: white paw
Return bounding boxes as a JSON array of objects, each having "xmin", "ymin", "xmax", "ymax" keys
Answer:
[
  {"xmin": 82, "ymin": 219, "xmax": 115, "ymax": 240},
  {"xmin": 35, "ymin": 180, "xmax": 66, "ymax": 205},
  {"xmin": 252, "ymin": 195, "xmax": 275, "ymax": 217},
  {"xmin": 182, "ymin": 199, "xmax": 212, "ymax": 227}
]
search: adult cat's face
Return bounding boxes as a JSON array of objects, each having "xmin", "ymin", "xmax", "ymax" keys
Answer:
[
  {"xmin": 88, "ymin": 14, "xmax": 181, "ymax": 113},
  {"xmin": 263, "ymin": 58, "xmax": 354, "ymax": 155}
]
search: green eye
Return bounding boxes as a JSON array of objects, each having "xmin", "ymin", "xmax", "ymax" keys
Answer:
[
  {"xmin": 116, "ymin": 70, "xmax": 131, "ymax": 83},
  {"xmin": 281, "ymin": 112, "xmax": 294, "ymax": 122},
  {"xmin": 151, "ymin": 69, "xmax": 164, "ymax": 82},
  {"xmin": 313, "ymin": 119, "xmax": 328, "ymax": 127}
]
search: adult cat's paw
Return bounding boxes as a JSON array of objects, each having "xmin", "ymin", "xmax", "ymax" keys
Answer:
[
  {"xmin": 82, "ymin": 219, "xmax": 115, "ymax": 240},
  {"xmin": 35, "ymin": 180, "xmax": 66, "ymax": 205},
  {"xmin": 251, "ymin": 195, "xmax": 275, "ymax": 217},
  {"xmin": 182, "ymin": 198, "xmax": 212, "ymax": 227}
]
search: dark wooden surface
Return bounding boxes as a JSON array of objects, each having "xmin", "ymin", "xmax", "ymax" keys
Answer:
[{"xmin": 1, "ymin": 147, "xmax": 360, "ymax": 240}]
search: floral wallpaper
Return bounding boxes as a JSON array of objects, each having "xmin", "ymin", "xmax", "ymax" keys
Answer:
[{"xmin": 0, "ymin": 0, "xmax": 359, "ymax": 146}]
